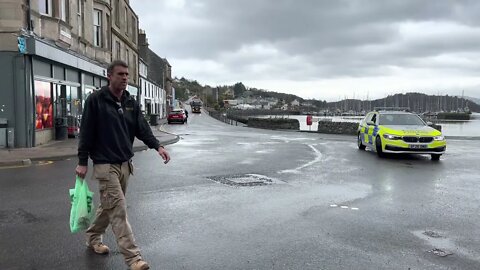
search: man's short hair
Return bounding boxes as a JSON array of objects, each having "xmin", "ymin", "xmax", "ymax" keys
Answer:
[{"xmin": 107, "ymin": 60, "xmax": 128, "ymax": 75}]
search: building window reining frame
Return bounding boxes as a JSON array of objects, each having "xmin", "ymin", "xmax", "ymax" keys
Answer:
[
  {"xmin": 115, "ymin": 41, "xmax": 121, "ymax": 60},
  {"xmin": 131, "ymin": 16, "xmax": 136, "ymax": 42},
  {"xmin": 115, "ymin": 0, "xmax": 120, "ymax": 26},
  {"xmin": 124, "ymin": 7, "xmax": 128, "ymax": 36},
  {"xmin": 77, "ymin": 0, "xmax": 84, "ymax": 37},
  {"xmin": 93, "ymin": 9, "xmax": 102, "ymax": 47},
  {"xmin": 39, "ymin": 0, "xmax": 53, "ymax": 16},
  {"xmin": 58, "ymin": 0, "xmax": 68, "ymax": 21}
]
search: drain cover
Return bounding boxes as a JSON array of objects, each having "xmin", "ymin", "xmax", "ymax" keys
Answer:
[
  {"xmin": 428, "ymin": 248, "xmax": 453, "ymax": 257},
  {"xmin": 208, "ymin": 174, "xmax": 280, "ymax": 187},
  {"xmin": 423, "ymin": 230, "xmax": 442, "ymax": 238}
]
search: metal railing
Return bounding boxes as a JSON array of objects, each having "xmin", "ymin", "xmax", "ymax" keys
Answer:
[{"xmin": 204, "ymin": 108, "xmax": 240, "ymax": 126}]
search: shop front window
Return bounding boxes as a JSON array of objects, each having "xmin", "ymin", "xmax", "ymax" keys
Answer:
[
  {"xmin": 54, "ymin": 85, "xmax": 82, "ymax": 118},
  {"xmin": 82, "ymin": 87, "xmax": 95, "ymax": 109},
  {"xmin": 145, "ymin": 99, "xmax": 152, "ymax": 115},
  {"xmin": 35, "ymin": 81, "xmax": 53, "ymax": 130},
  {"xmin": 54, "ymin": 84, "xmax": 66, "ymax": 117},
  {"xmin": 70, "ymin": 86, "xmax": 81, "ymax": 117}
]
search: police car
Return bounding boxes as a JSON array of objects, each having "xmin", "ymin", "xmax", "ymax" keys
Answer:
[{"xmin": 357, "ymin": 108, "xmax": 446, "ymax": 160}]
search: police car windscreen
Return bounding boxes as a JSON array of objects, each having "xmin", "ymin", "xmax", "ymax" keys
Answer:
[{"xmin": 379, "ymin": 114, "xmax": 425, "ymax": 125}]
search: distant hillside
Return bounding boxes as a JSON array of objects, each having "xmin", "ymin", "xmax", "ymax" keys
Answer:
[
  {"xmin": 172, "ymin": 77, "xmax": 205, "ymax": 101},
  {"xmin": 466, "ymin": 96, "xmax": 480, "ymax": 105},
  {"xmin": 172, "ymin": 78, "xmax": 480, "ymax": 112},
  {"xmin": 327, "ymin": 93, "xmax": 479, "ymax": 113},
  {"xmin": 247, "ymin": 88, "xmax": 302, "ymax": 104}
]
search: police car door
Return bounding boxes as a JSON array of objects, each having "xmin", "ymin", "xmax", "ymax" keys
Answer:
[
  {"xmin": 367, "ymin": 113, "xmax": 379, "ymax": 145},
  {"xmin": 366, "ymin": 113, "xmax": 378, "ymax": 145},
  {"xmin": 359, "ymin": 113, "xmax": 371, "ymax": 144}
]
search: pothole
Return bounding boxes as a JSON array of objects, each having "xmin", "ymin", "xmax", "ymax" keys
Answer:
[{"xmin": 208, "ymin": 174, "xmax": 282, "ymax": 187}]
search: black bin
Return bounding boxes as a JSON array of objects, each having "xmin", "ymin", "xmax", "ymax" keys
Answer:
[
  {"xmin": 55, "ymin": 117, "xmax": 68, "ymax": 140},
  {"xmin": 149, "ymin": 114, "xmax": 159, "ymax": 126}
]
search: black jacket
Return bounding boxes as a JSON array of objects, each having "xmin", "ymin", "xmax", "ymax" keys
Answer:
[{"xmin": 78, "ymin": 86, "xmax": 160, "ymax": 166}]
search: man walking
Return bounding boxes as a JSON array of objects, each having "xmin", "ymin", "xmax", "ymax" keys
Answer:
[{"xmin": 75, "ymin": 60, "xmax": 170, "ymax": 270}]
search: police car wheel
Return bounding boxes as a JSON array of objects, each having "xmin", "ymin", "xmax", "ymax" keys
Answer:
[
  {"xmin": 357, "ymin": 133, "xmax": 366, "ymax": 150},
  {"xmin": 431, "ymin": 154, "xmax": 441, "ymax": 161},
  {"xmin": 375, "ymin": 136, "xmax": 385, "ymax": 157}
]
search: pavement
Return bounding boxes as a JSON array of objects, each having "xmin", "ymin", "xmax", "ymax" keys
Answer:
[{"xmin": 0, "ymin": 119, "xmax": 179, "ymax": 167}]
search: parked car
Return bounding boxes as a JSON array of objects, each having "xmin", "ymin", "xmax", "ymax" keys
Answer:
[
  {"xmin": 357, "ymin": 110, "xmax": 446, "ymax": 160},
  {"xmin": 168, "ymin": 109, "xmax": 187, "ymax": 124}
]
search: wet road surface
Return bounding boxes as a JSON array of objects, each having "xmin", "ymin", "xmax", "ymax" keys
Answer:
[{"xmin": 1, "ymin": 110, "xmax": 479, "ymax": 269}]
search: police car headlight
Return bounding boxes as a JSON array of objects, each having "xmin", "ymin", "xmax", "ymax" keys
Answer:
[
  {"xmin": 383, "ymin": 134, "xmax": 401, "ymax": 140},
  {"xmin": 434, "ymin": 135, "xmax": 445, "ymax": 141}
]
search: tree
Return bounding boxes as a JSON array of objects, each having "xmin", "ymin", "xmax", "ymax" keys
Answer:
[
  {"xmin": 233, "ymin": 82, "xmax": 247, "ymax": 98},
  {"xmin": 206, "ymin": 95, "xmax": 216, "ymax": 107},
  {"xmin": 175, "ymin": 88, "xmax": 188, "ymax": 101}
]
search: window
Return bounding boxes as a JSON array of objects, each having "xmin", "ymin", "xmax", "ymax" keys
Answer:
[
  {"xmin": 77, "ymin": 0, "xmax": 83, "ymax": 37},
  {"xmin": 106, "ymin": 14, "xmax": 111, "ymax": 49},
  {"xmin": 115, "ymin": 0, "xmax": 120, "ymax": 26},
  {"xmin": 132, "ymin": 55, "xmax": 137, "ymax": 82},
  {"xmin": 115, "ymin": 41, "xmax": 121, "ymax": 60},
  {"xmin": 39, "ymin": 0, "xmax": 52, "ymax": 16},
  {"xmin": 35, "ymin": 81, "xmax": 53, "ymax": 130},
  {"xmin": 93, "ymin": 9, "xmax": 102, "ymax": 47},
  {"xmin": 131, "ymin": 16, "xmax": 136, "ymax": 43},
  {"xmin": 54, "ymin": 85, "xmax": 81, "ymax": 118},
  {"xmin": 58, "ymin": 0, "xmax": 67, "ymax": 21},
  {"xmin": 124, "ymin": 7, "xmax": 128, "ymax": 34}
]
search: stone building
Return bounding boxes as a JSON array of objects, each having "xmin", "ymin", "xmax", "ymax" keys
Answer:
[{"xmin": 0, "ymin": 0, "xmax": 139, "ymax": 147}]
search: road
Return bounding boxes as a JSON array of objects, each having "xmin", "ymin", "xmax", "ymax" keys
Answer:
[{"xmin": 1, "ymin": 109, "xmax": 479, "ymax": 270}]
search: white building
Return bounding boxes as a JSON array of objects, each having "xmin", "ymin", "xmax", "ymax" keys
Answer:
[
  {"xmin": 291, "ymin": 99, "xmax": 300, "ymax": 107},
  {"xmin": 139, "ymin": 59, "xmax": 166, "ymax": 118}
]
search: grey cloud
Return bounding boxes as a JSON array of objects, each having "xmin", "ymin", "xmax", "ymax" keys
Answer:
[{"xmin": 131, "ymin": 0, "xmax": 480, "ymax": 83}]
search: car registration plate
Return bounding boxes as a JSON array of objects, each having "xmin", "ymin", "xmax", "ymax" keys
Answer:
[{"xmin": 409, "ymin": 144, "xmax": 428, "ymax": 149}]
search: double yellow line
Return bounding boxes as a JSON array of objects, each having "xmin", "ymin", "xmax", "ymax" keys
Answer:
[{"xmin": 0, "ymin": 160, "xmax": 54, "ymax": 170}]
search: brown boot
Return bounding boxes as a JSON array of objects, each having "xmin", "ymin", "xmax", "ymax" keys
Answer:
[
  {"xmin": 130, "ymin": 260, "xmax": 150, "ymax": 270},
  {"xmin": 86, "ymin": 242, "xmax": 110, "ymax": 255}
]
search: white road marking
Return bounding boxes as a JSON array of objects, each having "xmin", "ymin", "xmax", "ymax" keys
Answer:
[{"xmin": 279, "ymin": 144, "xmax": 323, "ymax": 174}]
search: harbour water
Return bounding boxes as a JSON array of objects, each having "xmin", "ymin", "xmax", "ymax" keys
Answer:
[{"xmin": 264, "ymin": 113, "xmax": 480, "ymax": 137}]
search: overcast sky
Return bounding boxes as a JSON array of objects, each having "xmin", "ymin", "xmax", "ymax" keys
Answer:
[{"xmin": 130, "ymin": 0, "xmax": 480, "ymax": 101}]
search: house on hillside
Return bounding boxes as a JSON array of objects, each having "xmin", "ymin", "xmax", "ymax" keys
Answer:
[
  {"xmin": 224, "ymin": 88, "xmax": 234, "ymax": 98},
  {"xmin": 223, "ymin": 99, "xmax": 238, "ymax": 108},
  {"xmin": 302, "ymin": 101, "xmax": 314, "ymax": 107},
  {"xmin": 260, "ymin": 101, "xmax": 271, "ymax": 110}
]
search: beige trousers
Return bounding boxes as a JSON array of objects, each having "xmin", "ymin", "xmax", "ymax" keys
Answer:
[{"xmin": 86, "ymin": 161, "xmax": 142, "ymax": 266}]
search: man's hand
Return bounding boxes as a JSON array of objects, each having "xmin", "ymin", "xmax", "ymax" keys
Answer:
[
  {"xmin": 158, "ymin": 147, "xmax": 170, "ymax": 164},
  {"xmin": 76, "ymin": 165, "xmax": 88, "ymax": 179}
]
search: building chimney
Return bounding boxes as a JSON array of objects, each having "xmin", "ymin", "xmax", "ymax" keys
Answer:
[{"xmin": 138, "ymin": 29, "xmax": 148, "ymax": 47}]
